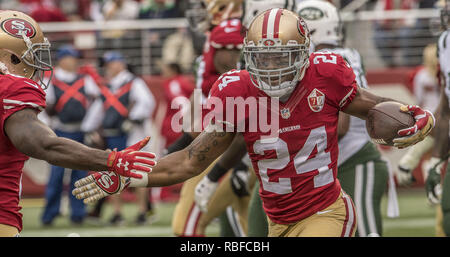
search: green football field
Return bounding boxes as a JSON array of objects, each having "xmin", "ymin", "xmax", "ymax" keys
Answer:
[{"xmin": 18, "ymin": 188, "xmax": 438, "ymax": 237}]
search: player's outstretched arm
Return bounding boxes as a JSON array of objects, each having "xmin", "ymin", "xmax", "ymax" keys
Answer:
[
  {"xmin": 73, "ymin": 123, "xmax": 236, "ymax": 204},
  {"xmin": 343, "ymin": 88, "xmax": 434, "ymax": 149},
  {"xmin": 148, "ymin": 124, "xmax": 236, "ymax": 187},
  {"xmin": 341, "ymin": 87, "xmax": 395, "ymax": 119},
  {"xmin": 4, "ymin": 108, "xmax": 155, "ymax": 178}
]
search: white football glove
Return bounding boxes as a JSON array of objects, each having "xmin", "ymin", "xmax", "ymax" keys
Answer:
[
  {"xmin": 194, "ymin": 176, "xmax": 218, "ymax": 213},
  {"xmin": 72, "ymin": 171, "xmax": 129, "ymax": 204},
  {"xmin": 72, "ymin": 171, "xmax": 148, "ymax": 204},
  {"xmin": 424, "ymin": 157, "xmax": 444, "ymax": 205},
  {"xmin": 396, "ymin": 136, "xmax": 434, "ymax": 186}
]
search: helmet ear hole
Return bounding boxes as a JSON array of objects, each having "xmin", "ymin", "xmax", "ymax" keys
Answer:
[{"xmin": 10, "ymin": 54, "xmax": 21, "ymax": 65}]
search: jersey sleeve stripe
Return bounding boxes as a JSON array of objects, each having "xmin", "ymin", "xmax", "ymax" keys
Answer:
[
  {"xmin": 23, "ymin": 81, "xmax": 39, "ymax": 89},
  {"xmin": 3, "ymin": 99, "xmax": 44, "ymax": 111},
  {"xmin": 338, "ymin": 88, "xmax": 354, "ymax": 108}
]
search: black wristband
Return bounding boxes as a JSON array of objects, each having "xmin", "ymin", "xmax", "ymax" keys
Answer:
[
  {"xmin": 207, "ymin": 164, "xmax": 228, "ymax": 182},
  {"xmin": 166, "ymin": 132, "xmax": 193, "ymax": 154}
]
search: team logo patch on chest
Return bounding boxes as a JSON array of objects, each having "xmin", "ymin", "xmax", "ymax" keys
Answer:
[
  {"xmin": 280, "ymin": 107, "xmax": 291, "ymax": 119},
  {"xmin": 307, "ymin": 88, "xmax": 325, "ymax": 112}
]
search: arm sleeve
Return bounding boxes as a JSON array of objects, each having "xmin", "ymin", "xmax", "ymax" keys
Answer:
[
  {"xmin": 84, "ymin": 75, "xmax": 101, "ymax": 98},
  {"xmin": 81, "ymin": 98, "xmax": 104, "ymax": 132},
  {"xmin": 129, "ymin": 78, "xmax": 156, "ymax": 121}
]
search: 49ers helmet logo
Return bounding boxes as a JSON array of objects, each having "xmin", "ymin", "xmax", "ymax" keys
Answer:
[
  {"xmin": 1, "ymin": 18, "xmax": 36, "ymax": 38},
  {"xmin": 263, "ymin": 39, "xmax": 275, "ymax": 46},
  {"xmin": 297, "ymin": 17, "xmax": 309, "ymax": 37}
]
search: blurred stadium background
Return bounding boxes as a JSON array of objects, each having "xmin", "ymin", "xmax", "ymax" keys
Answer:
[{"xmin": 8, "ymin": 0, "xmax": 444, "ymax": 236}]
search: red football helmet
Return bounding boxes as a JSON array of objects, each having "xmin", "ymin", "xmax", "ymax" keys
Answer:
[{"xmin": 209, "ymin": 19, "xmax": 244, "ymax": 50}]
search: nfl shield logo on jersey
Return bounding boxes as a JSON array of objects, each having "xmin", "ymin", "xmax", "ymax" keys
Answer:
[
  {"xmin": 280, "ymin": 108, "xmax": 291, "ymax": 119},
  {"xmin": 307, "ymin": 88, "xmax": 325, "ymax": 112}
]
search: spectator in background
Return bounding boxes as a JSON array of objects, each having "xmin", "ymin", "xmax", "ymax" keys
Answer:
[
  {"xmin": 85, "ymin": 51, "xmax": 157, "ymax": 225},
  {"xmin": 373, "ymin": 0, "xmax": 408, "ymax": 67},
  {"xmin": 28, "ymin": 0, "xmax": 68, "ymax": 22},
  {"xmin": 373, "ymin": 0, "xmax": 439, "ymax": 67},
  {"xmin": 58, "ymin": 0, "xmax": 92, "ymax": 21},
  {"xmin": 103, "ymin": 0, "xmax": 140, "ymax": 20},
  {"xmin": 398, "ymin": 0, "xmax": 439, "ymax": 66},
  {"xmin": 139, "ymin": 0, "xmax": 180, "ymax": 19},
  {"xmin": 0, "ymin": 0, "xmax": 23, "ymax": 12},
  {"xmin": 89, "ymin": 0, "xmax": 107, "ymax": 21},
  {"xmin": 162, "ymin": 28, "xmax": 196, "ymax": 73},
  {"xmin": 98, "ymin": 0, "xmax": 141, "ymax": 49},
  {"xmin": 412, "ymin": 43, "xmax": 440, "ymax": 113},
  {"xmin": 139, "ymin": 0, "xmax": 183, "ymax": 74},
  {"xmin": 41, "ymin": 45, "xmax": 100, "ymax": 226}
]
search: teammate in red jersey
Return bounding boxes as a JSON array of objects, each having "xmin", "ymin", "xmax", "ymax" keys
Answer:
[
  {"xmin": 169, "ymin": 16, "xmax": 249, "ymax": 236},
  {"xmin": 74, "ymin": 9, "xmax": 435, "ymax": 236},
  {"xmin": 160, "ymin": 63, "xmax": 194, "ymax": 147},
  {"xmin": 0, "ymin": 11, "xmax": 156, "ymax": 237}
]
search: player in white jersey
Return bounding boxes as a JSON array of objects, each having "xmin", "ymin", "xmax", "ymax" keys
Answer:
[
  {"xmin": 297, "ymin": 0, "xmax": 398, "ymax": 236},
  {"xmin": 394, "ymin": 0, "xmax": 450, "ymax": 237},
  {"xmin": 423, "ymin": 0, "xmax": 450, "ymax": 236}
]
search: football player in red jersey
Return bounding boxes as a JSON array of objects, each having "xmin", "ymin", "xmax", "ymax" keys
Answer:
[
  {"xmin": 0, "ymin": 11, "xmax": 156, "ymax": 237},
  {"xmin": 170, "ymin": 9, "xmax": 252, "ymax": 236},
  {"xmin": 74, "ymin": 9, "xmax": 435, "ymax": 236}
]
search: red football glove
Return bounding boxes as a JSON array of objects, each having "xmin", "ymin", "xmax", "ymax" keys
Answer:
[
  {"xmin": 393, "ymin": 105, "xmax": 435, "ymax": 149},
  {"xmin": 106, "ymin": 137, "xmax": 156, "ymax": 179}
]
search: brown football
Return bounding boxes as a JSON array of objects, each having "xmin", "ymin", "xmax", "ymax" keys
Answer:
[{"xmin": 366, "ymin": 101, "xmax": 415, "ymax": 146}]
